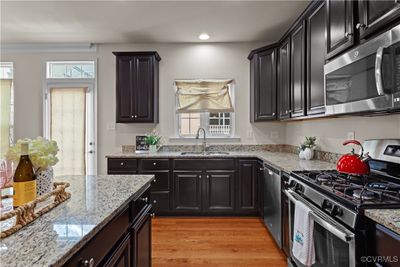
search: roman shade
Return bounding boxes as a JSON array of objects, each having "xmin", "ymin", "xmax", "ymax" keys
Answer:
[
  {"xmin": 0, "ymin": 79, "xmax": 12, "ymax": 158},
  {"xmin": 175, "ymin": 79, "xmax": 234, "ymax": 113}
]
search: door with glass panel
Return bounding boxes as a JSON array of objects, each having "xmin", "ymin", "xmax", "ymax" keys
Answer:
[{"xmin": 44, "ymin": 61, "xmax": 96, "ymax": 176}]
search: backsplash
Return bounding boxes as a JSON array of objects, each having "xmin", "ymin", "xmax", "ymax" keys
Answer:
[{"xmin": 121, "ymin": 144, "xmax": 342, "ymax": 163}]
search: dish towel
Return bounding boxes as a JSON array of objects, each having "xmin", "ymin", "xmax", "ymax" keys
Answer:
[{"xmin": 292, "ymin": 199, "xmax": 316, "ymax": 266}]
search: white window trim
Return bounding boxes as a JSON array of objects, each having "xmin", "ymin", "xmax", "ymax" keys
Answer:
[
  {"xmin": 42, "ymin": 59, "xmax": 98, "ymax": 175},
  {"xmin": 172, "ymin": 81, "xmax": 239, "ymax": 141}
]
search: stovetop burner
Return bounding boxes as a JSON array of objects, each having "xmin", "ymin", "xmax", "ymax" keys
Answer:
[{"xmin": 292, "ymin": 169, "xmax": 400, "ymax": 209}]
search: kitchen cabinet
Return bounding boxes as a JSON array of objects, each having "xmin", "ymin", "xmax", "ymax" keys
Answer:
[
  {"xmin": 238, "ymin": 160, "xmax": 258, "ymax": 213},
  {"xmin": 104, "ymin": 234, "xmax": 131, "ymax": 267},
  {"xmin": 277, "ymin": 37, "xmax": 291, "ymax": 119},
  {"xmin": 113, "ymin": 52, "xmax": 161, "ymax": 123},
  {"xmin": 131, "ymin": 205, "xmax": 152, "ymax": 267},
  {"xmin": 357, "ymin": 0, "xmax": 400, "ymax": 39},
  {"xmin": 257, "ymin": 161, "xmax": 264, "ymax": 218},
  {"xmin": 203, "ymin": 171, "xmax": 235, "ymax": 212},
  {"xmin": 173, "ymin": 171, "xmax": 202, "ymax": 211},
  {"xmin": 326, "ymin": 0, "xmax": 354, "ymax": 59},
  {"xmin": 290, "ymin": 21, "xmax": 306, "ymax": 118},
  {"xmin": 306, "ymin": 2, "xmax": 326, "ymax": 115},
  {"xmin": 249, "ymin": 46, "xmax": 277, "ymax": 122}
]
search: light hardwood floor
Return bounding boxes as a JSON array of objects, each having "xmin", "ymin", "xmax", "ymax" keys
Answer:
[{"xmin": 152, "ymin": 217, "xmax": 287, "ymax": 267}]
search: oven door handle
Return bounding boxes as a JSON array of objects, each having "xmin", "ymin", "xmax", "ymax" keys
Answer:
[
  {"xmin": 375, "ymin": 46, "xmax": 385, "ymax": 96},
  {"xmin": 284, "ymin": 189, "xmax": 355, "ymax": 243}
]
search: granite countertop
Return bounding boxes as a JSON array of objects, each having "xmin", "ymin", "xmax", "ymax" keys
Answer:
[
  {"xmin": 364, "ymin": 209, "xmax": 400, "ymax": 235},
  {"xmin": 106, "ymin": 150, "xmax": 337, "ymax": 173},
  {"xmin": 0, "ymin": 174, "xmax": 155, "ymax": 267}
]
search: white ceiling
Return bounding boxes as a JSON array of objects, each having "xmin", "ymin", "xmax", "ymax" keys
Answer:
[{"xmin": 1, "ymin": 1, "xmax": 309, "ymax": 44}]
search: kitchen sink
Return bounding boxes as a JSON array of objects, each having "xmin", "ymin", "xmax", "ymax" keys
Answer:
[{"xmin": 180, "ymin": 151, "xmax": 230, "ymax": 155}]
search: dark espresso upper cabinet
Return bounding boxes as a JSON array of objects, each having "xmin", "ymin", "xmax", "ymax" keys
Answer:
[
  {"xmin": 307, "ymin": 2, "xmax": 326, "ymax": 115},
  {"xmin": 278, "ymin": 37, "xmax": 291, "ymax": 120},
  {"xmin": 290, "ymin": 21, "xmax": 306, "ymax": 118},
  {"xmin": 326, "ymin": 0, "xmax": 354, "ymax": 59},
  {"xmin": 249, "ymin": 46, "xmax": 277, "ymax": 122},
  {"xmin": 357, "ymin": 0, "xmax": 400, "ymax": 39},
  {"xmin": 113, "ymin": 52, "xmax": 161, "ymax": 123}
]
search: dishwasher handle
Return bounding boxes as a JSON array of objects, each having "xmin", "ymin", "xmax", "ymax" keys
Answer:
[{"xmin": 263, "ymin": 163, "xmax": 279, "ymax": 176}]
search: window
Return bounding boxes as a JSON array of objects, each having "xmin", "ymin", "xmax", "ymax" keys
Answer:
[
  {"xmin": 46, "ymin": 61, "xmax": 95, "ymax": 78},
  {"xmin": 176, "ymin": 80, "xmax": 234, "ymax": 137},
  {"xmin": 0, "ymin": 62, "xmax": 14, "ymax": 158}
]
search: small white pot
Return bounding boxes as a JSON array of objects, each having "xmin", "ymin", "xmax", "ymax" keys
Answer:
[
  {"xmin": 303, "ymin": 148, "xmax": 314, "ymax": 160},
  {"xmin": 36, "ymin": 167, "xmax": 54, "ymax": 195},
  {"xmin": 299, "ymin": 150, "xmax": 306, "ymax": 159},
  {"xmin": 149, "ymin": 145, "xmax": 158, "ymax": 154}
]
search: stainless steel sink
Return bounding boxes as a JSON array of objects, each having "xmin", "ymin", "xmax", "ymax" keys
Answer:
[{"xmin": 180, "ymin": 151, "xmax": 230, "ymax": 155}]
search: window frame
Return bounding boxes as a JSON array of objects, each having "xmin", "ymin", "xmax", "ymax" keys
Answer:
[
  {"xmin": 0, "ymin": 62, "xmax": 14, "ymax": 155},
  {"xmin": 175, "ymin": 82, "xmax": 235, "ymax": 138}
]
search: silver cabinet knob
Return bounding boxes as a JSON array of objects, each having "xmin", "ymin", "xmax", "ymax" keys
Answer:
[
  {"xmin": 153, "ymin": 179, "xmax": 157, "ymax": 183},
  {"xmin": 272, "ymin": 112, "xmax": 276, "ymax": 116},
  {"xmin": 120, "ymin": 162, "xmax": 124, "ymax": 166},
  {"xmin": 134, "ymin": 115, "xmax": 138, "ymax": 118},
  {"xmin": 198, "ymin": 175, "xmax": 201, "ymax": 179},
  {"xmin": 356, "ymin": 23, "xmax": 366, "ymax": 29},
  {"xmin": 344, "ymin": 32, "xmax": 353, "ymax": 38},
  {"xmin": 153, "ymin": 199, "xmax": 157, "ymax": 204},
  {"xmin": 206, "ymin": 175, "xmax": 210, "ymax": 179},
  {"xmin": 153, "ymin": 162, "xmax": 157, "ymax": 166},
  {"xmin": 150, "ymin": 212, "xmax": 155, "ymax": 217},
  {"xmin": 140, "ymin": 197, "xmax": 148, "ymax": 203},
  {"xmin": 259, "ymin": 167, "xmax": 264, "ymax": 171},
  {"xmin": 131, "ymin": 115, "xmax": 134, "ymax": 118},
  {"xmin": 81, "ymin": 258, "xmax": 94, "ymax": 267}
]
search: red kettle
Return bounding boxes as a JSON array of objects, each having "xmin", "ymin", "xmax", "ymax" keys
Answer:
[{"xmin": 336, "ymin": 140, "xmax": 370, "ymax": 175}]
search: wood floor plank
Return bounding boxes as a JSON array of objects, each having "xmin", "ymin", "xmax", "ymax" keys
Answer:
[{"xmin": 152, "ymin": 217, "xmax": 287, "ymax": 267}]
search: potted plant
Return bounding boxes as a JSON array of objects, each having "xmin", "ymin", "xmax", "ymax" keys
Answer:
[
  {"xmin": 299, "ymin": 136, "xmax": 316, "ymax": 160},
  {"xmin": 6, "ymin": 137, "xmax": 59, "ymax": 195},
  {"xmin": 144, "ymin": 132, "xmax": 161, "ymax": 154}
]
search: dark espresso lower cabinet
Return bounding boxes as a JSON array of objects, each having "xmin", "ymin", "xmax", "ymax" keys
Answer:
[
  {"xmin": 204, "ymin": 171, "xmax": 235, "ymax": 212},
  {"xmin": 105, "ymin": 234, "xmax": 131, "ymax": 267},
  {"xmin": 173, "ymin": 171, "xmax": 202, "ymax": 212},
  {"xmin": 131, "ymin": 206, "xmax": 152, "ymax": 267},
  {"xmin": 238, "ymin": 160, "xmax": 258, "ymax": 214}
]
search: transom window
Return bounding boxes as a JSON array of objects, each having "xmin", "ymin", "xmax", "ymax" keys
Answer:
[
  {"xmin": 46, "ymin": 61, "xmax": 95, "ymax": 79},
  {"xmin": 175, "ymin": 80, "xmax": 235, "ymax": 138}
]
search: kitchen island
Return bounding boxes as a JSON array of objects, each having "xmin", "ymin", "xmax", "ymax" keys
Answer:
[{"xmin": 0, "ymin": 174, "xmax": 155, "ymax": 267}]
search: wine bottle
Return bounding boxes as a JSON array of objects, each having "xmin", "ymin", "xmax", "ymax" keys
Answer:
[{"xmin": 13, "ymin": 142, "xmax": 36, "ymax": 207}]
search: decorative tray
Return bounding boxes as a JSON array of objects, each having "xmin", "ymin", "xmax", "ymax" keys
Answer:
[{"xmin": 0, "ymin": 182, "xmax": 71, "ymax": 238}]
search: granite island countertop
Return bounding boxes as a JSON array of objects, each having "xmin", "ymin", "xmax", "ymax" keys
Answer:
[
  {"xmin": 0, "ymin": 174, "xmax": 155, "ymax": 267},
  {"xmin": 364, "ymin": 209, "xmax": 400, "ymax": 235},
  {"xmin": 106, "ymin": 150, "xmax": 337, "ymax": 173}
]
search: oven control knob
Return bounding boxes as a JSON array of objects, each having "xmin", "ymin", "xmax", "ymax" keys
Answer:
[
  {"xmin": 331, "ymin": 206, "xmax": 343, "ymax": 217},
  {"xmin": 322, "ymin": 200, "xmax": 332, "ymax": 210}
]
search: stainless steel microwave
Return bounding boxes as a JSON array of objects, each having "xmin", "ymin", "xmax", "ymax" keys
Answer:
[{"xmin": 324, "ymin": 24, "xmax": 400, "ymax": 115}]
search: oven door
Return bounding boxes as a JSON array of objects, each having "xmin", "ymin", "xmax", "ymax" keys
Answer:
[
  {"xmin": 324, "ymin": 24, "xmax": 400, "ymax": 115},
  {"xmin": 284, "ymin": 189, "xmax": 356, "ymax": 267}
]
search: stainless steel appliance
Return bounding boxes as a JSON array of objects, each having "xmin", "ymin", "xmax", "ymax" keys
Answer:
[
  {"xmin": 285, "ymin": 139, "xmax": 400, "ymax": 267},
  {"xmin": 324, "ymin": 24, "xmax": 400, "ymax": 115},
  {"xmin": 263, "ymin": 162, "xmax": 281, "ymax": 247}
]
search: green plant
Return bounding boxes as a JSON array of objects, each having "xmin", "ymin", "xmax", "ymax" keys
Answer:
[
  {"xmin": 144, "ymin": 132, "xmax": 161, "ymax": 146},
  {"xmin": 6, "ymin": 136, "xmax": 59, "ymax": 171},
  {"xmin": 299, "ymin": 136, "xmax": 316, "ymax": 151}
]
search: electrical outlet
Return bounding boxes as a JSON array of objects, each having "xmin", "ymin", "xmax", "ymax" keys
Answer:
[
  {"xmin": 107, "ymin": 122, "xmax": 116, "ymax": 130},
  {"xmin": 347, "ymin": 131, "xmax": 355, "ymax": 140},
  {"xmin": 270, "ymin": 131, "xmax": 279, "ymax": 139}
]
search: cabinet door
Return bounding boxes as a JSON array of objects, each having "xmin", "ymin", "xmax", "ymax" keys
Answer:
[
  {"xmin": 173, "ymin": 171, "xmax": 202, "ymax": 211},
  {"xmin": 203, "ymin": 171, "xmax": 235, "ymax": 212},
  {"xmin": 105, "ymin": 234, "xmax": 131, "ymax": 267},
  {"xmin": 257, "ymin": 162, "xmax": 264, "ymax": 218},
  {"xmin": 291, "ymin": 21, "xmax": 306, "ymax": 118},
  {"xmin": 326, "ymin": 0, "xmax": 354, "ymax": 59},
  {"xmin": 116, "ymin": 56, "xmax": 135, "ymax": 122},
  {"xmin": 134, "ymin": 56, "xmax": 154, "ymax": 122},
  {"xmin": 278, "ymin": 38, "xmax": 291, "ymax": 119},
  {"xmin": 251, "ymin": 48, "xmax": 277, "ymax": 121},
  {"xmin": 131, "ymin": 206, "xmax": 152, "ymax": 267},
  {"xmin": 150, "ymin": 191, "xmax": 170, "ymax": 214},
  {"xmin": 237, "ymin": 160, "xmax": 257, "ymax": 213},
  {"xmin": 358, "ymin": 0, "xmax": 400, "ymax": 39},
  {"xmin": 307, "ymin": 2, "xmax": 326, "ymax": 115}
]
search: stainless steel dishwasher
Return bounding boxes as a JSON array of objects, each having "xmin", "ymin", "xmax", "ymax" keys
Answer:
[{"xmin": 263, "ymin": 162, "xmax": 281, "ymax": 247}]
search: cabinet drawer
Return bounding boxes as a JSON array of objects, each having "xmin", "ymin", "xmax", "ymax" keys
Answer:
[
  {"xmin": 151, "ymin": 191, "xmax": 170, "ymax": 213},
  {"xmin": 108, "ymin": 158, "xmax": 138, "ymax": 174},
  {"xmin": 174, "ymin": 159, "xmax": 235, "ymax": 170},
  {"xmin": 65, "ymin": 207, "xmax": 130, "ymax": 267},
  {"xmin": 140, "ymin": 159, "xmax": 170, "ymax": 170},
  {"xmin": 131, "ymin": 188, "xmax": 151, "ymax": 221},
  {"xmin": 142, "ymin": 171, "xmax": 169, "ymax": 191}
]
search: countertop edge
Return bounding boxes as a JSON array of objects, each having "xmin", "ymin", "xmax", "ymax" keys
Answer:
[
  {"xmin": 53, "ymin": 178, "xmax": 153, "ymax": 266},
  {"xmin": 364, "ymin": 209, "xmax": 400, "ymax": 235}
]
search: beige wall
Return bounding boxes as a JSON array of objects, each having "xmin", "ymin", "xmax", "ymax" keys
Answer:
[
  {"xmin": 2, "ymin": 43, "xmax": 400, "ymax": 174},
  {"xmin": 285, "ymin": 115, "xmax": 400, "ymax": 154}
]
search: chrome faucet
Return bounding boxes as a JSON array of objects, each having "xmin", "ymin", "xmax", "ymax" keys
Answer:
[{"xmin": 196, "ymin": 127, "xmax": 207, "ymax": 153}]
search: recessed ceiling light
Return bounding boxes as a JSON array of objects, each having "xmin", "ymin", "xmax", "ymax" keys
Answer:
[{"xmin": 198, "ymin": 33, "xmax": 210, "ymax": 40}]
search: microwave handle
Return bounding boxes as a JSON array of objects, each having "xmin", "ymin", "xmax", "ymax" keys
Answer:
[{"xmin": 375, "ymin": 46, "xmax": 385, "ymax": 96}]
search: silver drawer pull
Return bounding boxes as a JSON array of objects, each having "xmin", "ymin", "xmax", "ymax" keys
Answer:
[
  {"xmin": 150, "ymin": 213, "xmax": 155, "ymax": 217},
  {"xmin": 153, "ymin": 179, "xmax": 157, "ymax": 183},
  {"xmin": 81, "ymin": 258, "xmax": 94, "ymax": 267},
  {"xmin": 120, "ymin": 162, "xmax": 124, "ymax": 166},
  {"xmin": 153, "ymin": 162, "xmax": 157, "ymax": 166},
  {"xmin": 140, "ymin": 197, "xmax": 148, "ymax": 203},
  {"xmin": 153, "ymin": 200, "xmax": 157, "ymax": 204}
]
